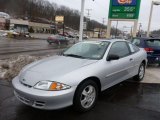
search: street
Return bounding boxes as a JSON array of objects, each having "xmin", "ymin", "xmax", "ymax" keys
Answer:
[{"xmin": 0, "ymin": 37, "xmax": 66, "ymax": 59}]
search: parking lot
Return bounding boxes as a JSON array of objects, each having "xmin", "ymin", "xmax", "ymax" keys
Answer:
[
  {"xmin": 0, "ymin": 66, "xmax": 160, "ymax": 120},
  {"xmin": 0, "ymin": 37, "xmax": 160, "ymax": 120}
]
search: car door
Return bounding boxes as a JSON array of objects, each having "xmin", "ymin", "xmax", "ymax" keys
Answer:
[
  {"xmin": 103, "ymin": 41, "xmax": 134, "ymax": 89},
  {"xmin": 128, "ymin": 43, "xmax": 141, "ymax": 76}
]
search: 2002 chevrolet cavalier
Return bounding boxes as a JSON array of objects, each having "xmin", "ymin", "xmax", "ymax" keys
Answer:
[{"xmin": 12, "ymin": 39, "xmax": 147, "ymax": 112}]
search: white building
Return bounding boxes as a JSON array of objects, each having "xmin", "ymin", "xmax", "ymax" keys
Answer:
[
  {"xmin": 0, "ymin": 18, "xmax": 6, "ymax": 30},
  {"xmin": 10, "ymin": 19, "xmax": 29, "ymax": 33},
  {"xmin": 29, "ymin": 22, "xmax": 51, "ymax": 33}
]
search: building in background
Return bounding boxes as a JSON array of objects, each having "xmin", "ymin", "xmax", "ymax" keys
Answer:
[
  {"xmin": 10, "ymin": 19, "xmax": 29, "ymax": 34},
  {"xmin": 0, "ymin": 12, "xmax": 10, "ymax": 30},
  {"xmin": 29, "ymin": 22, "xmax": 52, "ymax": 33},
  {"xmin": 0, "ymin": 18, "xmax": 6, "ymax": 30}
]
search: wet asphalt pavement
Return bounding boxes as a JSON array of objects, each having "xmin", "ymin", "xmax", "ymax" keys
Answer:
[
  {"xmin": 0, "ymin": 37, "xmax": 69, "ymax": 59},
  {"xmin": 0, "ymin": 79, "xmax": 160, "ymax": 120}
]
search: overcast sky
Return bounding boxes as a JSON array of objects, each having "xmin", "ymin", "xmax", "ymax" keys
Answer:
[{"xmin": 49, "ymin": 0, "xmax": 160, "ymax": 31}]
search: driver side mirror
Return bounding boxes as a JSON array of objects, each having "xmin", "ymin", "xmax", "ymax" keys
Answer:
[{"xmin": 107, "ymin": 54, "xmax": 119, "ymax": 61}]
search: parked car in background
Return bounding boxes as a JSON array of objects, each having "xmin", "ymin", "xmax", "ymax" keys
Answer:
[
  {"xmin": 131, "ymin": 38, "xmax": 160, "ymax": 65},
  {"xmin": 47, "ymin": 35, "xmax": 69, "ymax": 45},
  {"xmin": 75, "ymin": 34, "xmax": 89, "ymax": 39},
  {"xmin": 12, "ymin": 39, "xmax": 147, "ymax": 112}
]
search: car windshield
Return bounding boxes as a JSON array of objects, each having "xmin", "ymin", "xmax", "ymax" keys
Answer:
[
  {"xmin": 63, "ymin": 41, "xmax": 110, "ymax": 60},
  {"xmin": 146, "ymin": 39, "xmax": 160, "ymax": 47}
]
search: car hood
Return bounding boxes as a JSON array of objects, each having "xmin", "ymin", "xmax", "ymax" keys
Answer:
[{"xmin": 19, "ymin": 56, "xmax": 98, "ymax": 86}]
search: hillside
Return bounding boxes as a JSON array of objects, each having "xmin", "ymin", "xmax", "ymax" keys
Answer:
[{"xmin": 0, "ymin": 0, "xmax": 105, "ymax": 30}]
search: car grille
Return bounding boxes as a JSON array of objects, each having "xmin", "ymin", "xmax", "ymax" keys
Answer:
[{"xmin": 15, "ymin": 92, "xmax": 45, "ymax": 108}]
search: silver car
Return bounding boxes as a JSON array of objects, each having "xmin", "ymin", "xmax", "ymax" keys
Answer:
[{"xmin": 12, "ymin": 39, "xmax": 147, "ymax": 112}]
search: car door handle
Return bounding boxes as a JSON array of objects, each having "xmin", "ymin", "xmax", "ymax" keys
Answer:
[{"xmin": 130, "ymin": 58, "xmax": 133, "ymax": 61}]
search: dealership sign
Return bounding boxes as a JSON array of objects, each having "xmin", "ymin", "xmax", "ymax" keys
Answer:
[
  {"xmin": 55, "ymin": 16, "xmax": 64, "ymax": 23},
  {"xmin": 109, "ymin": 0, "xmax": 141, "ymax": 19}
]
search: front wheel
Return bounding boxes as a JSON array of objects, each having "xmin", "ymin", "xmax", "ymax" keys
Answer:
[
  {"xmin": 133, "ymin": 63, "xmax": 145, "ymax": 81},
  {"xmin": 73, "ymin": 80, "xmax": 98, "ymax": 112}
]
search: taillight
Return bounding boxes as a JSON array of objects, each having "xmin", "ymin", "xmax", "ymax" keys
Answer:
[{"xmin": 144, "ymin": 48, "xmax": 153, "ymax": 53}]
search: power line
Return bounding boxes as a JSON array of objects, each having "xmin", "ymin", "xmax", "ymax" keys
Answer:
[{"xmin": 85, "ymin": 9, "xmax": 92, "ymax": 34}]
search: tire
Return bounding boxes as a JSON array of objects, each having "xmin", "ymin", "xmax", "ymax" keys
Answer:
[
  {"xmin": 73, "ymin": 80, "xmax": 98, "ymax": 112},
  {"xmin": 133, "ymin": 62, "xmax": 145, "ymax": 81}
]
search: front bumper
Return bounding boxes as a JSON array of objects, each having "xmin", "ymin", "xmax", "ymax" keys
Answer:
[{"xmin": 12, "ymin": 77, "xmax": 77, "ymax": 110}]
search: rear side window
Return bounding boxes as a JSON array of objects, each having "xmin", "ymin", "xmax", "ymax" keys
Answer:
[
  {"xmin": 132, "ymin": 39, "xmax": 141, "ymax": 46},
  {"xmin": 109, "ymin": 42, "xmax": 130, "ymax": 58},
  {"xmin": 146, "ymin": 39, "xmax": 160, "ymax": 47},
  {"xmin": 129, "ymin": 43, "xmax": 140, "ymax": 53}
]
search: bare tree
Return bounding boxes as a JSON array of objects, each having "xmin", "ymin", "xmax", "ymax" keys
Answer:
[{"xmin": 0, "ymin": 0, "xmax": 107, "ymax": 30}]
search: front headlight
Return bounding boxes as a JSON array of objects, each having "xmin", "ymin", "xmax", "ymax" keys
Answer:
[{"xmin": 34, "ymin": 81, "xmax": 71, "ymax": 91}]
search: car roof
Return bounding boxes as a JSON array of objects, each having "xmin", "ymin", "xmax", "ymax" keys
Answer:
[{"xmin": 133, "ymin": 37, "xmax": 160, "ymax": 40}]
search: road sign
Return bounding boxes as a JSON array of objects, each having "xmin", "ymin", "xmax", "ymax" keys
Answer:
[
  {"xmin": 55, "ymin": 16, "xmax": 64, "ymax": 23},
  {"xmin": 109, "ymin": 0, "xmax": 141, "ymax": 19}
]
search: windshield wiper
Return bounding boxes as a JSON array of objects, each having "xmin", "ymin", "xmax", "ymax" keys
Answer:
[{"xmin": 63, "ymin": 54, "xmax": 86, "ymax": 59}]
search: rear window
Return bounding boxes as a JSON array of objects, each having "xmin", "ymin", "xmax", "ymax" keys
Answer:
[
  {"xmin": 146, "ymin": 39, "xmax": 160, "ymax": 47},
  {"xmin": 132, "ymin": 39, "xmax": 141, "ymax": 46}
]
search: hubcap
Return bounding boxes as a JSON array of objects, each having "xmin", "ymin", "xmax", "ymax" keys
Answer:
[
  {"xmin": 139, "ymin": 65, "xmax": 144, "ymax": 79},
  {"xmin": 80, "ymin": 85, "xmax": 96, "ymax": 109}
]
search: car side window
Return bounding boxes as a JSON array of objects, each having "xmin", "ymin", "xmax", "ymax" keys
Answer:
[
  {"xmin": 129, "ymin": 43, "xmax": 140, "ymax": 53},
  {"xmin": 108, "ymin": 42, "xmax": 130, "ymax": 58},
  {"xmin": 132, "ymin": 39, "xmax": 141, "ymax": 46}
]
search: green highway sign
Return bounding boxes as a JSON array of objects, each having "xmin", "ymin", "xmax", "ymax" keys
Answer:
[{"xmin": 109, "ymin": 0, "xmax": 141, "ymax": 19}]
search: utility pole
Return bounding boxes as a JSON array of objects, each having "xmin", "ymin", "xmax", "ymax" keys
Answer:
[
  {"xmin": 86, "ymin": 9, "xmax": 92, "ymax": 36},
  {"xmin": 147, "ymin": 1, "xmax": 154, "ymax": 37},
  {"xmin": 79, "ymin": 0, "xmax": 95, "ymax": 41},
  {"xmin": 138, "ymin": 23, "xmax": 142, "ymax": 37},
  {"xmin": 131, "ymin": 26, "xmax": 133, "ymax": 39},
  {"xmin": 115, "ymin": 21, "xmax": 118, "ymax": 38},
  {"xmin": 79, "ymin": 0, "xmax": 85, "ymax": 42},
  {"xmin": 147, "ymin": 1, "xmax": 160, "ymax": 37},
  {"xmin": 101, "ymin": 18, "xmax": 106, "ymax": 38},
  {"xmin": 86, "ymin": 9, "xmax": 92, "ymax": 18},
  {"xmin": 102, "ymin": 18, "xmax": 106, "ymax": 25}
]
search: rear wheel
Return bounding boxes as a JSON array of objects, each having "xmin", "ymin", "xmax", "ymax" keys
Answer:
[
  {"xmin": 133, "ymin": 63, "xmax": 145, "ymax": 81},
  {"xmin": 73, "ymin": 80, "xmax": 98, "ymax": 112}
]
